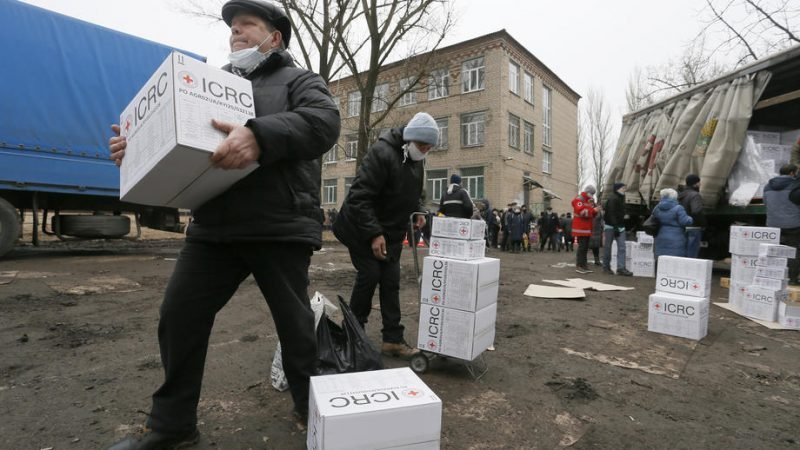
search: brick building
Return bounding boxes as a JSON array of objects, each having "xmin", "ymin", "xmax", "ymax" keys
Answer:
[{"xmin": 321, "ymin": 29, "xmax": 580, "ymax": 216}]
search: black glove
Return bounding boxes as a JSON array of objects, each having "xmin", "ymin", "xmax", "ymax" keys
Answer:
[{"xmin": 613, "ymin": 228, "xmax": 621, "ymax": 238}]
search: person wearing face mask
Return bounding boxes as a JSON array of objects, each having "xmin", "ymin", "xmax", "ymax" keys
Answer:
[
  {"xmin": 105, "ymin": 1, "xmax": 340, "ymax": 448},
  {"xmin": 333, "ymin": 112, "xmax": 437, "ymax": 359}
]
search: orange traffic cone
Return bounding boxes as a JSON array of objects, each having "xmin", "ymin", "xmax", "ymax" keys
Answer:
[
  {"xmin": 417, "ymin": 236, "xmax": 426, "ymax": 247},
  {"xmin": 403, "ymin": 234, "xmax": 410, "ymax": 247}
]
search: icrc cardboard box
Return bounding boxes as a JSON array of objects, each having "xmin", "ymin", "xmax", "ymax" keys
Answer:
[
  {"xmin": 731, "ymin": 255, "xmax": 759, "ymax": 283},
  {"xmin": 729, "ymin": 281, "xmax": 748, "ymax": 309},
  {"xmin": 778, "ymin": 301, "xmax": 800, "ymax": 329},
  {"xmin": 648, "ymin": 292, "xmax": 709, "ymax": 340},
  {"xmin": 729, "ymin": 226, "xmax": 781, "ymax": 256},
  {"xmin": 655, "ymin": 256, "xmax": 713, "ymax": 298},
  {"xmin": 428, "ymin": 236, "xmax": 485, "ymax": 260},
  {"xmin": 740, "ymin": 285, "xmax": 787, "ymax": 322},
  {"xmin": 431, "ymin": 216, "xmax": 486, "ymax": 240},
  {"xmin": 417, "ymin": 302, "xmax": 496, "ymax": 360},
  {"xmin": 307, "ymin": 368, "xmax": 441, "ymax": 450},
  {"xmin": 119, "ymin": 51, "xmax": 257, "ymax": 209},
  {"xmin": 420, "ymin": 257, "xmax": 499, "ymax": 312}
]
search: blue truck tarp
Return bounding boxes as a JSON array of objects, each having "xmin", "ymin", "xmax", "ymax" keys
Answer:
[{"xmin": 0, "ymin": 0, "xmax": 205, "ymax": 197}]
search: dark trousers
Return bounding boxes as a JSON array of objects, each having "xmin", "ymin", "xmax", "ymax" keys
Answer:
[
  {"xmin": 781, "ymin": 228, "xmax": 800, "ymax": 282},
  {"xmin": 576, "ymin": 236, "xmax": 591, "ymax": 267},
  {"xmin": 347, "ymin": 242, "xmax": 405, "ymax": 344},
  {"xmin": 540, "ymin": 232, "xmax": 553, "ymax": 251},
  {"xmin": 147, "ymin": 241, "xmax": 316, "ymax": 434}
]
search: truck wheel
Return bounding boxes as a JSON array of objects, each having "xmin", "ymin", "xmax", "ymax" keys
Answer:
[
  {"xmin": 0, "ymin": 197, "xmax": 21, "ymax": 258},
  {"xmin": 56, "ymin": 214, "xmax": 130, "ymax": 239}
]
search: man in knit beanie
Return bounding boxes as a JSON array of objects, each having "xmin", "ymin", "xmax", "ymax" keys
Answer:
[{"xmin": 333, "ymin": 112, "xmax": 439, "ymax": 359}]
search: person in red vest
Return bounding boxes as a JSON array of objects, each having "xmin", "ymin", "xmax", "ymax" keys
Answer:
[{"xmin": 572, "ymin": 185, "xmax": 601, "ymax": 274}]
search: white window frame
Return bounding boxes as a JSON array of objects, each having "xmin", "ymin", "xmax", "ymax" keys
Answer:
[
  {"xmin": 344, "ymin": 134, "xmax": 358, "ymax": 160},
  {"xmin": 347, "ymin": 91, "xmax": 361, "ymax": 118},
  {"xmin": 524, "ymin": 72, "xmax": 534, "ymax": 104},
  {"xmin": 509, "ymin": 61, "xmax": 519, "ymax": 95},
  {"xmin": 543, "ymin": 86, "xmax": 552, "ymax": 147},
  {"xmin": 323, "ymin": 145, "xmax": 338, "ymax": 164},
  {"xmin": 323, "ymin": 179, "xmax": 337, "ymax": 204},
  {"xmin": 435, "ymin": 118, "xmax": 448, "ymax": 150},
  {"xmin": 371, "ymin": 83, "xmax": 389, "ymax": 113},
  {"xmin": 461, "ymin": 111, "xmax": 486, "ymax": 147},
  {"xmin": 460, "ymin": 167, "xmax": 485, "ymax": 199},
  {"xmin": 332, "ymin": 96, "xmax": 341, "ymax": 111},
  {"xmin": 542, "ymin": 149, "xmax": 553, "ymax": 174},
  {"xmin": 461, "ymin": 57, "xmax": 485, "ymax": 93},
  {"xmin": 344, "ymin": 177, "xmax": 355, "ymax": 197},
  {"xmin": 426, "ymin": 169, "xmax": 448, "ymax": 202},
  {"xmin": 508, "ymin": 113, "xmax": 520, "ymax": 149},
  {"xmin": 523, "ymin": 121, "xmax": 534, "ymax": 155},
  {"xmin": 399, "ymin": 77, "xmax": 417, "ymax": 107},
  {"xmin": 429, "ymin": 68, "xmax": 449, "ymax": 100}
]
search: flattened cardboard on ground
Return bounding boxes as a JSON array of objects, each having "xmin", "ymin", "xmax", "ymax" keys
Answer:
[
  {"xmin": 542, "ymin": 278, "xmax": 634, "ymax": 291},
  {"xmin": 0, "ymin": 271, "xmax": 18, "ymax": 285},
  {"xmin": 713, "ymin": 302, "xmax": 798, "ymax": 330},
  {"xmin": 524, "ymin": 284, "xmax": 585, "ymax": 299}
]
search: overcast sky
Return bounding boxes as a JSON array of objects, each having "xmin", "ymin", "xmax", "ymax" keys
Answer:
[{"xmin": 22, "ymin": 0, "xmax": 723, "ymax": 125}]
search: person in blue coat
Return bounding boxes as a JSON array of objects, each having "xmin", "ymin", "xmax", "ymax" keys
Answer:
[{"xmin": 652, "ymin": 188, "xmax": 693, "ymax": 259}]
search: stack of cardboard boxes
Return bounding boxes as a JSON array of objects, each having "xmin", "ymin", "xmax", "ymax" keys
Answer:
[
  {"xmin": 648, "ymin": 256, "xmax": 713, "ymax": 340},
  {"xmin": 608, "ymin": 232, "xmax": 653, "ymax": 277},
  {"xmin": 418, "ymin": 217, "xmax": 498, "ymax": 360},
  {"xmin": 307, "ymin": 367, "xmax": 442, "ymax": 449},
  {"xmin": 728, "ymin": 226, "xmax": 781, "ymax": 312},
  {"xmin": 739, "ymin": 243, "xmax": 795, "ymax": 324}
]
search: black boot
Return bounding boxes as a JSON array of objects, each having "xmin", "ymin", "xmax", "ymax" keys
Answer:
[{"xmin": 107, "ymin": 428, "xmax": 199, "ymax": 450}]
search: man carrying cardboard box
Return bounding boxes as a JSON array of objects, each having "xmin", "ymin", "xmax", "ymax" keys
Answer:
[{"xmin": 106, "ymin": 1, "xmax": 340, "ymax": 448}]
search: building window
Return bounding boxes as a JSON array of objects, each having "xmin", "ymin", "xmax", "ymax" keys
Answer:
[
  {"xmin": 323, "ymin": 179, "xmax": 337, "ymax": 204},
  {"xmin": 435, "ymin": 118, "xmax": 448, "ymax": 150},
  {"xmin": 461, "ymin": 111, "xmax": 486, "ymax": 147},
  {"xmin": 371, "ymin": 83, "xmax": 389, "ymax": 113},
  {"xmin": 508, "ymin": 61, "xmax": 519, "ymax": 95},
  {"xmin": 461, "ymin": 167, "xmax": 485, "ymax": 199},
  {"xmin": 523, "ymin": 121, "xmax": 534, "ymax": 155},
  {"xmin": 347, "ymin": 91, "xmax": 361, "ymax": 117},
  {"xmin": 429, "ymin": 68, "xmax": 449, "ymax": 100},
  {"xmin": 344, "ymin": 177, "xmax": 355, "ymax": 197},
  {"xmin": 543, "ymin": 86, "xmax": 552, "ymax": 147},
  {"xmin": 508, "ymin": 113, "xmax": 520, "ymax": 149},
  {"xmin": 426, "ymin": 169, "xmax": 448, "ymax": 203},
  {"xmin": 542, "ymin": 149, "xmax": 553, "ymax": 173},
  {"xmin": 399, "ymin": 77, "xmax": 417, "ymax": 106},
  {"xmin": 323, "ymin": 145, "xmax": 338, "ymax": 164},
  {"xmin": 524, "ymin": 72, "xmax": 534, "ymax": 104},
  {"xmin": 461, "ymin": 56, "xmax": 485, "ymax": 93},
  {"xmin": 344, "ymin": 134, "xmax": 358, "ymax": 160}
]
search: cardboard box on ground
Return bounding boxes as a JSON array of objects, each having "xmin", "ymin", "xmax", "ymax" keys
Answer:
[
  {"xmin": 308, "ymin": 368, "xmax": 441, "ymax": 450},
  {"xmin": 119, "ymin": 51, "xmax": 257, "ymax": 209},
  {"xmin": 647, "ymin": 256, "xmax": 713, "ymax": 340}
]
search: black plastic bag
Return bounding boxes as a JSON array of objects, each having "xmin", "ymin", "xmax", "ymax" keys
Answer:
[
  {"xmin": 317, "ymin": 296, "xmax": 384, "ymax": 374},
  {"xmin": 642, "ymin": 214, "xmax": 660, "ymax": 236}
]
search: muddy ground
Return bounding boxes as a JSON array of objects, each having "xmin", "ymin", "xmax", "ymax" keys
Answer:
[{"xmin": 1, "ymin": 230, "xmax": 799, "ymax": 450}]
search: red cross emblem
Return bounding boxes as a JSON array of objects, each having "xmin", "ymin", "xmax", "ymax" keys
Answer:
[
  {"xmin": 459, "ymin": 226, "xmax": 468, "ymax": 236},
  {"xmin": 404, "ymin": 389, "xmax": 421, "ymax": 397},
  {"xmin": 432, "ymin": 242, "xmax": 440, "ymax": 249},
  {"xmin": 427, "ymin": 340, "xmax": 437, "ymax": 349},
  {"xmin": 692, "ymin": 283, "xmax": 700, "ymax": 290},
  {"xmin": 432, "ymin": 294, "xmax": 441, "ymax": 304},
  {"xmin": 178, "ymin": 71, "xmax": 197, "ymax": 88},
  {"xmin": 654, "ymin": 302, "xmax": 662, "ymax": 310}
]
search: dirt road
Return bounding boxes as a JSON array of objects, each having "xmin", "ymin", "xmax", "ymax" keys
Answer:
[{"xmin": 1, "ymin": 236, "xmax": 799, "ymax": 449}]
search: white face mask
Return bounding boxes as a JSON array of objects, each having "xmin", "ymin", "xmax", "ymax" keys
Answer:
[
  {"xmin": 228, "ymin": 33, "xmax": 275, "ymax": 71},
  {"xmin": 406, "ymin": 142, "xmax": 427, "ymax": 161}
]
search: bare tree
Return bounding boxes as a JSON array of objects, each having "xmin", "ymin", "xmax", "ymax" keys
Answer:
[
  {"xmin": 582, "ymin": 88, "xmax": 613, "ymax": 197},
  {"xmin": 576, "ymin": 114, "xmax": 586, "ymax": 190},
  {"xmin": 701, "ymin": 0, "xmax": 800, "ymax": 66},
  {"xmin": 625, "ymin": 37, "xmax": 728, "ymax": 112}
]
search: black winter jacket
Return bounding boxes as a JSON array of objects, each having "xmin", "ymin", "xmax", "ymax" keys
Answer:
[
  {"xmin": 603, "ymin": 192, "xmax": 625, "ymax": 227},
  {"xmin": 438, "ymin": 184, "xmax": 473, "ymax": 218},
  {"xmin": 677, "ymin": 186, "xmax": 706, "ymax": 227},
  {"xmin": 333, "ymin": 128, "xmax": 425, "ymax": 253},
  {"xmin": 186, "ymin": 51, "xmax": 340, "ymax": 249}
]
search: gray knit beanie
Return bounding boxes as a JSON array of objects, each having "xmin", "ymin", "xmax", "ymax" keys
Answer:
[{"xmin": 403, "ymin": 112, "xmax": 438, "ymax": 146}]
